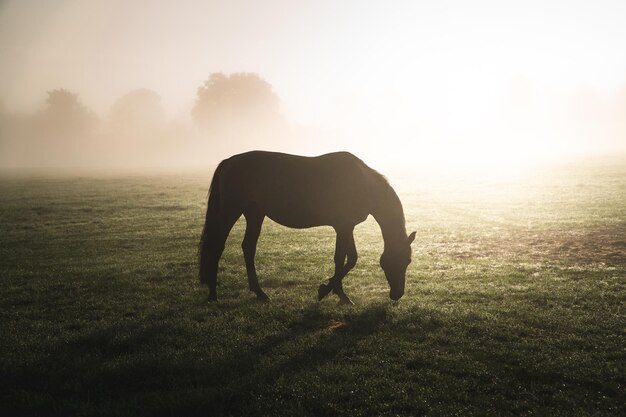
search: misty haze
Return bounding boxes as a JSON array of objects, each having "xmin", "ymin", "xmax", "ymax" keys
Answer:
[
  {"xmin": 1, "ymin": 1, "xmax": 625, "ymax": 173},
  {"xmin": 0, "ymin": 1, "xmax": 624, "ymax": 417}
]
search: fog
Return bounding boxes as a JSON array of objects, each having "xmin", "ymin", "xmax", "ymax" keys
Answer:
[{"xmin": 1, "ymin": 0, "xmax": 625, "ymax": 173}]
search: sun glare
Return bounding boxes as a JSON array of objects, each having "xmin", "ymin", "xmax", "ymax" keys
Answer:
[{"xmin": 0, "ymin": 1, "xmax": 624, "ymax": 172}]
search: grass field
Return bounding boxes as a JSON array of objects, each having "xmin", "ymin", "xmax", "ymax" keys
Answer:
[{"xmin": 1, "ymin": 157, "xmax": 624, "ymax": 416}]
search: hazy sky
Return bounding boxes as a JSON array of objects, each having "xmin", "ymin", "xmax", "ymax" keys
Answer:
[{"xmin": 1, "ymin": 0, "xmax": 625, "ymax": 167}]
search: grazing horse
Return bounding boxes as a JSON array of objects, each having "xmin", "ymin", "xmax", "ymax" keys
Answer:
[{"xmin": 199, "ymin": 151, "xmax": 416, "ymax": 304}]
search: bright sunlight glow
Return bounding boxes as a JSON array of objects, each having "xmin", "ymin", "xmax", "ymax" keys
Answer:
[{"xmin": 1, "ymin": 0, "xmax": 625, "ymax": 176}]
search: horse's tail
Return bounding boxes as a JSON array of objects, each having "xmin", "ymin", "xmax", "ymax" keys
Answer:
[{"xmin": 199, "ymin": 160, "xmax": 225, "ymax": 284}]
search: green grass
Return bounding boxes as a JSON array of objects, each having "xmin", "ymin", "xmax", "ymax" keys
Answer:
[{"xmin": 0, "ymin": 159, "xmax": 624, "ymax": 416}]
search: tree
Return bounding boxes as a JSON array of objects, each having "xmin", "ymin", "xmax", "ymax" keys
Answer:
[
  {"xmin": 109, "ymin": 89, "xmax": 165, "ymax": 136},
  {"xmin": 191, "ymin": 72, "xmax": 280, "ymax": 132},
  {"xmin": 40, "ymin": 89, "xmax": 98, "ymax": 139}
]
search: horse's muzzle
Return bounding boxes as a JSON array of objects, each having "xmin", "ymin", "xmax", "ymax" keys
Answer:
[{"xmin": 390, "ymin": 289, "xmax": 404, "ymax": 301}]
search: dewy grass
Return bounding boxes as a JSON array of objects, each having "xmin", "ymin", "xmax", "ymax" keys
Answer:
[{"xmin": 0, "ymin": 159, "xmax": 624, "ymax": 416}]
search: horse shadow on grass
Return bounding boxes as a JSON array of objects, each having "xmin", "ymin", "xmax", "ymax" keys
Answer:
[
  {"xmin": 1, "ymin": 300, "xmax": 407, "ymax": 417},
  {"xmin": 178, "ymin": 301, "xmax": 404, "ymax": 416},
  {"xmin": 4, "ymin": 295, "xmax": 620, "ymax": 417}
]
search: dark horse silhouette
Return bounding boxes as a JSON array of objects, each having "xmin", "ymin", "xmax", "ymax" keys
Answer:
[{"xmin": 199, "ymin": 151, "xmax": 416, "ymax": 304}]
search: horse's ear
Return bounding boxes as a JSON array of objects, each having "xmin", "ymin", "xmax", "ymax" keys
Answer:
[{"xmin": 407, "ymin": 231, "xmax": 416, "ymax": 245}]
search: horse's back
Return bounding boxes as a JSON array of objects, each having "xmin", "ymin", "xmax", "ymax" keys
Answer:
[
  {"xmin": 217, "ymin": 151, "xmax": 371, "ymax": 228},
  {"xmin": 227, "ymin": 150, "xmax": 362, "ymax": 167}
]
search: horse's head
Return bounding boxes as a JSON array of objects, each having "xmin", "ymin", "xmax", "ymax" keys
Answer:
[{"xmin": 380, "ymin": 231, "xmax": 416, "ymax": 300}]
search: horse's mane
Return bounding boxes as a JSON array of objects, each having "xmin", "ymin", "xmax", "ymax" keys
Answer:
[{"xmin": 360, "ymin": 161, "xmax": 406, "ymax": 227}]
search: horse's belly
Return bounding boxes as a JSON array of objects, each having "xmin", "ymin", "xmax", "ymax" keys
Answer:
[
  {"xmin": 266, "ymin": 214, "xmax": 320, "ymax": 229},
  {"xmin": 263, "ymin": 199, "xmax": 368, "ymax": 229},
  {"xmin": 264, "ymin": 204, "xmax": 329, "ymax": 228}
]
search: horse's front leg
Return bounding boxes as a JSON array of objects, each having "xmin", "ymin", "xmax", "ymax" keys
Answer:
[
  {"xmin": 318, "ymin": 227, "xmax": 357, "ymax": 305},
  {"xmin": 334, "ymin": 233, "xmax": 357, "ymax": 305}
]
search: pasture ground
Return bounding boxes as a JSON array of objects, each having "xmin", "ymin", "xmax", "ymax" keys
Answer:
[{"xmin": 0, "ymin": 157, "xmax": 624, "ymax": 416}]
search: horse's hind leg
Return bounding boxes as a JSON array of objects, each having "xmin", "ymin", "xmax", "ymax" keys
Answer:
[
  {"xmin": 242, "ymin": 210, "xmax": 268, "ymax": 302},
  {"xmin": 207, "ymin": 210, "xmax": 241, "ymax": 302}
]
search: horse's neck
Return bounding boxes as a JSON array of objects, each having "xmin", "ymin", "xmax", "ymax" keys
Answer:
[{"xmin": 369, "ymin": 176, "xmax": 407, "ymax": 249}]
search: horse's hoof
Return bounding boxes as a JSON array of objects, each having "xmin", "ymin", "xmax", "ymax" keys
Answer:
[
  {"xmin": 338, "ymin": 296, "xmax": 355, "ymax": 306},
  {"xmin": 207, "ymin": 294, "xmax": 218, "ymax": 303},
  {"xmin": 256, "ymin": 291, "xmax": 270, "ymax": 302},
  {"xmin": 318, "ymin": 283, "xmax": 332, "ymax": 301}
]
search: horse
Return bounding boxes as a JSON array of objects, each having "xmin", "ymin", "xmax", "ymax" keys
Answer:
[{"xmin": 199, "ymin": 151, "xmax": 416, "ymax": 304}]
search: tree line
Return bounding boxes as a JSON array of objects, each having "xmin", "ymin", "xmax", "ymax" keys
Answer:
[{"xmin": 0, "ymin": 73, "xmax": 285, "ymax": 168}]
